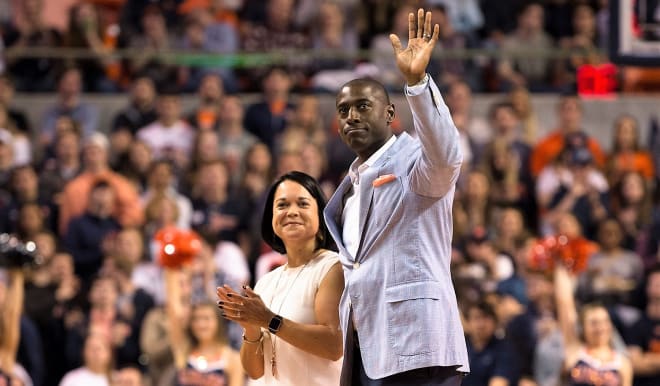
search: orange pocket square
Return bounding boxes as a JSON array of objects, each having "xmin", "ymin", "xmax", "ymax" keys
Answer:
[{"xmin": 373, "ymin": 174, "xmax": 396, "ymax": 187}]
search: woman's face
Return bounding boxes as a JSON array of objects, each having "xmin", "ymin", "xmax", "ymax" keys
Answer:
[
  {"xmin": 84, "ymin": 333, "xmax": 112, "ymax": 370},
  {"xmin": 272, "ymin": 180, "xmax": 319, "ymax": 246},
  {"xmin": 615, "ymin": 117, "xmax": 637, "ymax": 150},
  {"xmin": 498, "ymin": 209, "xmax": 523, "ymax": 238},
  {"xmin": 190, "ymin": 305, "xmax": 220, "ymax": 343},
  {"xmin": 247, "ymin": 144, "xmax": 272, "ymax": 174},
  {"xmin": 621, "ymin": 172, "xmax": 645, "ymax": 204},
  {"xmin": 582, "ymin": 307, "xmax": 612, "ymax": 347}
]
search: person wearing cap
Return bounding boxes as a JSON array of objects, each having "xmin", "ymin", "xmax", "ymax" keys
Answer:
[
  {"xmin": 58, "ymin": 132, "xmax": 143, "ymax": 235},
  {"xmin": 529, "ymin": 94, "xmax": 605, "ymax": 177},
  {"xmin": 536, "ymin": 132, "xmax": 609, "ymax": 238}
]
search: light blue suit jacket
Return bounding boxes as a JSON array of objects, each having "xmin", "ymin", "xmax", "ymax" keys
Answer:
[{"xmin": 324, "ymin": 76, "xmax": 469, "ymax": 383}]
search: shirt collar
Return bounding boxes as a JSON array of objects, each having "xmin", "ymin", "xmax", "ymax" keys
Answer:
[{"xmin": 348, "ymin": 135, "xmax": 396, "ymax": 184}]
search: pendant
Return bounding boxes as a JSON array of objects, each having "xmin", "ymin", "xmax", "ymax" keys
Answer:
[{"xmin": 271, "ymin": 355, "xmax": 278, "ymax": 379}]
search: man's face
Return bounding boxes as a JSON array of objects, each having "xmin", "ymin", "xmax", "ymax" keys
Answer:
[{"xmin": 336, "ymin": 82, "xmax": 394, "ymax": 161}]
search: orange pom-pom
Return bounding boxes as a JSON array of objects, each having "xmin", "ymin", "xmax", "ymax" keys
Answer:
[
  {"xmin": 527, "ymin": 235, "xmax": 597, "ymax": 275},
  {"xmin": 154, "ymin": 226, "xmax": 202, "ymax": 268}
]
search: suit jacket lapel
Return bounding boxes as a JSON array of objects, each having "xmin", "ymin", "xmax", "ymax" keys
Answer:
[{"xmin": 325, "ymin": 174, "xmax": 353, "ymax": 259}]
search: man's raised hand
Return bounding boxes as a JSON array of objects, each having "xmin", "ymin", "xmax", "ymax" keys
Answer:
[{"xmin": 389, "ymin": 8, "xmax": 439, "ymax": 86}]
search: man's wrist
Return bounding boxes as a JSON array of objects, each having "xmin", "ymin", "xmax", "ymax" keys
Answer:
[{"xmin": 406, "ymin": 73, "xmax": 428, "ymax": 87}]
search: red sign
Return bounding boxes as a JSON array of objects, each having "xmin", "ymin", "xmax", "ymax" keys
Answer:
[{"xmin": 577, "ymin": 63, "xmax": 618, "ymax": 98}]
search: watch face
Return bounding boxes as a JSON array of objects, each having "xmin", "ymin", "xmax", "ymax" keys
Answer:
[{"xmin": 269, "ymin": 315, "xmax": 283, "ymax": 333}]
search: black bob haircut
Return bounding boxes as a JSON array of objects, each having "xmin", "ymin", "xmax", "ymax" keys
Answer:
[{"xmin": 261, "ymin": 171, "xmax": 337, "ymax": 254}]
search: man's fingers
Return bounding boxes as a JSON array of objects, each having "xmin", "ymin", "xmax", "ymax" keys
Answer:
[
  {"xmin": 431, "ymin": 24, "xmax": 440, "ymax": 44},
  {"xmin": 390, "ymin": 34, "xmax": 403, "ymax": 54},
  {"xmin": 408, "ymin": 12, "xmax": 415, "ymax": 41},
  {"xmin": 424, "ymin": 11, "xmax": 432, "ymax": 37},
  {"xmin": 416, "ymin": 8, "xmax": 424, "ymax": 38}
]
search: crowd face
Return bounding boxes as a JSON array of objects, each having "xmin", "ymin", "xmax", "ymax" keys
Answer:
[
  {"xmin": 558, "ymin": 97, "xmax": 582, "ymax": 132},
  {"xmin": 218, "ymin": 96, "xmax": 243, "ymax": 125},
  {"xmin": 272, "ymin": 180, "xmax": 320, "ymax": 247},
  {"xmin": 466, "ymin": 307, "xmax": 497, "ymax": 343},
  {"xmin": 133, "ymin": 77, "xmax": 156, "ymax": 107},
  {"xmin": 620, "ymin": 172, "xmax": 645, "ymax": 205},
  {"xmin": 519, "ymin": 4, "xmax": 544, "ymax": 33},
  {"xmin": 614, "ymin": 116, "xmax": 638, "ymax": 151},
  {"xmin": 581, "ymin": 306, "xmax": 612, "ymax": 348},
  {"xmin": 336, "ymin": 81, "xmax": 394, "ymax": 161},
  {"xmin": 190, "ymin": 304, "xmax": 222, "ymax": 343},
  {"xmin": 88, "ymin": 185, "xmax": 116, "ymax": 218},
  {"xmin": 115, "ymin": 229, "xmax": 144, "ymax": 266},
  {"xmin": 84, "ymin": 333, "xmax": 113, "ymax": 373},
  {"xmin": 646, "ymin": 272, "xmax": 660, "ymax": 320}
]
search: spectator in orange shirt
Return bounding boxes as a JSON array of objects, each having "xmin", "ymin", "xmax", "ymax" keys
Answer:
[
  {"xmin": 605, "ymin": 114, "xmax": 655, "ymax": 185},
  {"xmin": 529, "ymin": 93, "xmax": 605, "ymax": 177},
  {"xmin": 58, "ymin": 133, "xmax": 144, "ymax": 235}
]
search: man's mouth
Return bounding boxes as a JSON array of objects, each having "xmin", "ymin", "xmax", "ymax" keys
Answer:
[{"xmin": 344, "ymin": 126, "xmax": 366, "ymax": 135}]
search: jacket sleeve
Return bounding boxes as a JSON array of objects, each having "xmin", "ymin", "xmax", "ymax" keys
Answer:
[{"xmin": 405, "ymin": 75, "xmax": 463, "ymax": 198}]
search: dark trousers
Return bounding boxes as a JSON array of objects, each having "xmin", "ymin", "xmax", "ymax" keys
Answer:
[{"xmin": 350, "ymin": 332, "xmax": 464, "ymax": 386}]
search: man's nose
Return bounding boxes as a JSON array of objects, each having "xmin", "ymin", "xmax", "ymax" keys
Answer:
[{"xmin": 348, "ymin": 107, "xmax": 360, "ymax": 121}]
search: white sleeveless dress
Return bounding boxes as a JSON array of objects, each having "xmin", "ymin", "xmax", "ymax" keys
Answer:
[{"xmin": 251, "ymin": 249, "xmax": 342, "ymax": 386}]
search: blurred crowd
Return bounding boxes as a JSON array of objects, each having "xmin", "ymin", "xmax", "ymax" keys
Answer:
[
  {"xmin": 0, "ymin": 0, "xmax": 659, "ymax": 386},
  {"xmin": 3, "ymin": 0, "xmax": 658, "ymax": 94}
]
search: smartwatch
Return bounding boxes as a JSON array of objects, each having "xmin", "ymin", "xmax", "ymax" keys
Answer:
[{"xmin": 268, "ymin": 314, "xmax": 284, "ymax": 334}]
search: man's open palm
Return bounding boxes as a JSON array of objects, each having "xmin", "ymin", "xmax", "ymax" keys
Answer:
[{"xmin": 389, "ymin": 8, "xmax": 439, "ymax": 85}]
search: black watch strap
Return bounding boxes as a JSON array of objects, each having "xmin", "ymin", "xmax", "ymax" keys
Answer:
[{"xmin": 268, "ymin": 314, "xmax": 283, "ymax": 334}]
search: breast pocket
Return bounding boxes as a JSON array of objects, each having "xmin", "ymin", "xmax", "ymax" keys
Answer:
[
  {"xmin": 371, "ymin": 177, "xmax": 403, "ymax": 230},
  {"xmin": 384, "ymin": 281, "xmax": 443, "ymax": 356}
]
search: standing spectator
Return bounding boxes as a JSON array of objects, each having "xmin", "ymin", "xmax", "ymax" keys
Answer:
[
  {"xmin": 2, "ymin": 0, "xmax": 62, "ymax": 91},
  {"xmin": 64, "ymin": 180, "xmax": 122, "ymax": 284},
  {"xmin": 58, "ymin": 133, "xmax": 143, "ymax": 236},
  {"xmin": 244, "ymin": 67, "xmax": 296, "ymax": 152},
  {"xmin": 59, "ymin": 331, "xmax": 112, "ymax": 386},
  {"xmin": 136, "ymin": 86, "xmax": 195, "ymax": 171},
  {"xmin": 0, "ymin": 267, "xmax": 29, "ymax": 385},
  {"xmin": 623, "ymin": 265, "xmax": 660, "ymax": 386},
  {"xmin": 554, "ymin": 264, "xmax": 633, "ymax": 386},
  {"xmin": 40, "ymin": 67, "xmax": 100, "ymax": 148},
  {"xmin": 497, "ymin": 2, "xmax": 555, "ymax": 92},
  {"xmin": 530, "ymin": 94, "xmax": 606, "ymax": 177},
  {"xmin": 110, "ymin": 76, "xmax": 158, "ymax": 168},
  {"xmin": 185, "ymin": 73, "xmax": 224, "ymax": 131}
]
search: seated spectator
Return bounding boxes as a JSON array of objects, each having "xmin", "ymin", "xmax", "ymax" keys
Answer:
[
  {"xmin": 177, "ymin": 6, "xmax": 238, "ymax": 92},
  {"xmin": 64, "ymin": 2, "xmax": 118, "ymax": 92},
  {"xmin": 453, "ymin": 170, "xmax": 494, "ymax": 241},
  {"xmin": 612, "ymin": 171, "xmax": 654, "ymax": 248},
  {"xmin": 244, "ymin": 67, "xmax": 296, "ymax": 152},
  {"xmin": 623, "ymin": 265, "xmax": 660, "ymax": 386},
  {"xmin": 0, "ymin": 75, "xmax": 32, "ymax": 135},
  {"xmin": 445, "ymin": 80, "xmax": 489, "ymax": 158},
  {"xmin": 59, "ymin": 332, "xmax": 112, "ymax": 386},
  {"xmin": 462, "ymin": 301, "xmax": 517, "ymax": 386},
  {"xmin": 58, "ymin": 133, "xmax": 143, "ymax": 235},
  {"xmin": 141, "ymin": 160, "xmax": 192, "ymax": 230},
  {"xmin": 3, "ymin": 0, "xmax": 62, "ymax": 91},
  {"xmin": 497, "ymin": 2, "xmax": 555, "ymax": 92},
  {"xmin": 0, "ymin": 164, "xmax": 56, "ymax": 235},
  {"xmin": 127, "ymin": 4, "xmax": 178, "ymax": 86},
  {"xmin": 508, "ymin": 85, "xmax": 540, "ymax": 145},
  {"xmin": 136, "ymin": 86, "xmax": 195, "ymax": 171},
  {"xmin": 110, "ymin": 76, "xmax": 158, "ymax": 168},
  {"xmin": 536, "ymin": 137, "xmax": 609, "ymax": 239},
  {"xmin": 577, "ymin": 218, "xmax": 644, "ymax": 305},
  {"xmin": 556, "ymin": 4, "xmax": 606, "ymax": 91},
  {"xmin": 184, "ymin": 73, "xmax": 225, "ymax": 131},
  {"xmin": 190, "ymin": 160, "xmax": 249, "ymax": 246},
  {"xmin": 110, "ymin": 365, "xmax": 146, "ymax": 386},
  {"xmin": 40, "ymin": 67, "xmax": 100, "ymax": 148},
  {"xmin": 216, "ymin": 96, "xmax": 258, "ymax": 186},
  {"xmin": 38, "ymin": 127, "xmax": 82, "ymax": 206},
  {"xmin": 491, "ymin": 207, "xmax": 533, "ymax": 259},
  {"xmin": 605, "ymin": 115, "xmax": 656, "ymax": 185},
  {"xmin": 117, "ymin": 141, "xmax": 154, "ymax": 194},
  {"xmin": 64, "ymin": 180, "xmax": 122, "ymax": 284},
  {"xmin": 530, "ymin": 94, "xmax": 606, "ymax": 177}
]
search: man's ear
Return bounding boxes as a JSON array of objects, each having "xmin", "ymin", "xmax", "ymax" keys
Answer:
[{"xmin": 386, "ymin": 104, "xmax": 395, "ymax": 124}]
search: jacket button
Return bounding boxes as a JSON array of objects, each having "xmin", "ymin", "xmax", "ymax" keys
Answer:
[{"xmin": 353, "ymin": 262, "xmax": 360, "ymax": 269}]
